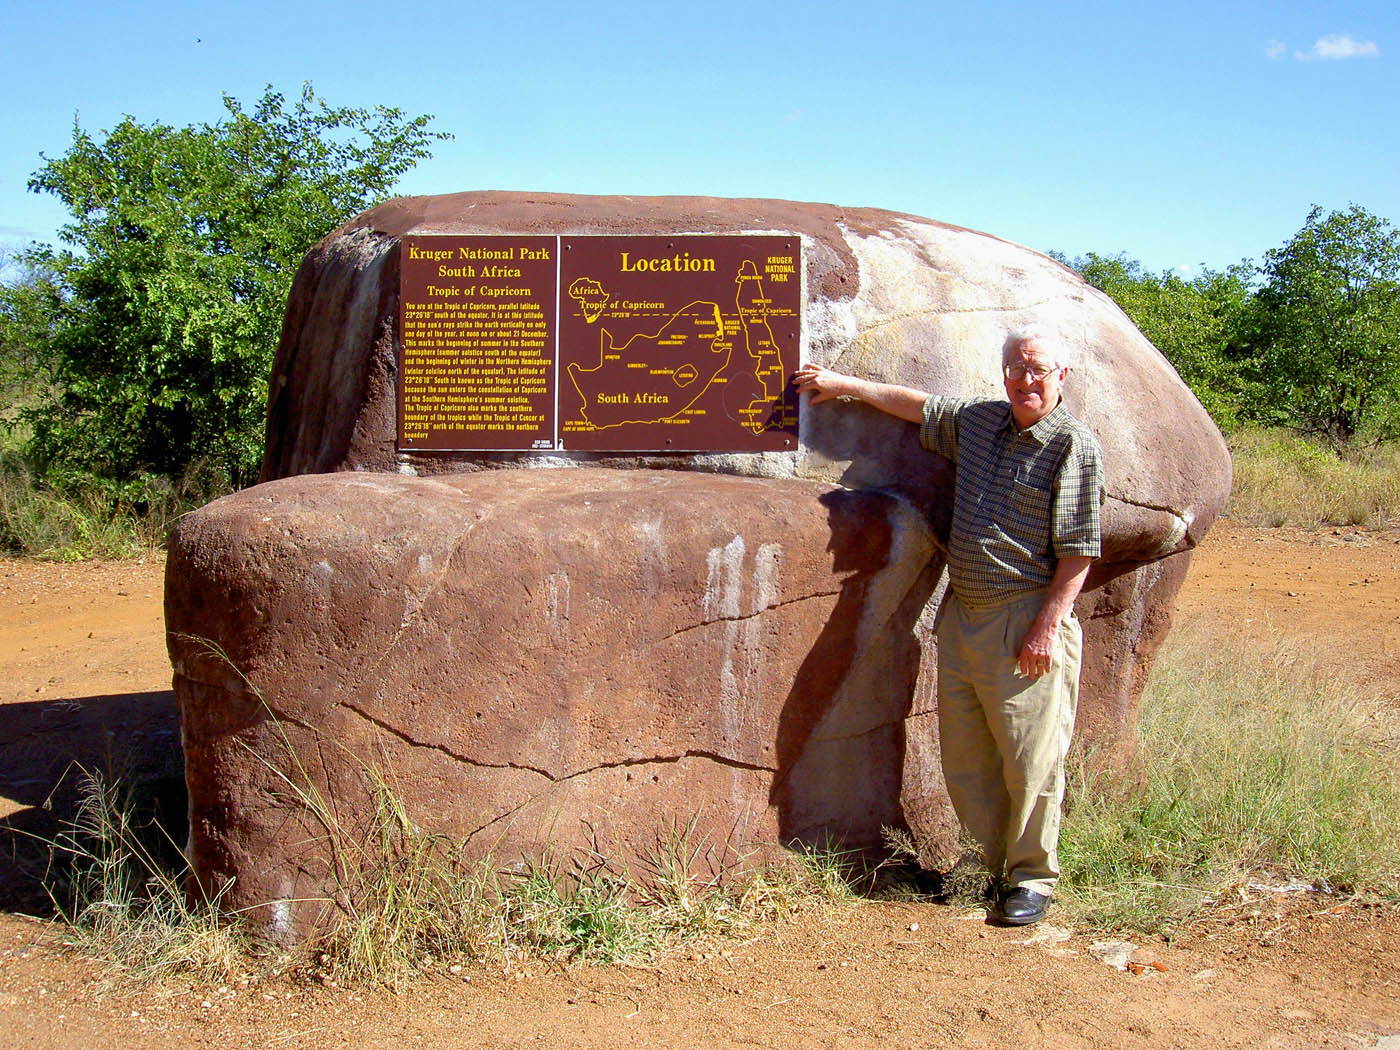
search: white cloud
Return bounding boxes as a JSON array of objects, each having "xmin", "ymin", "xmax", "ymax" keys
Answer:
[
  {"xmin": 1295, "ymin": 33, "xmax": 1380, "ymax": 62},
  {"xmin": 1265, "ymin": 39, "xmax": 1287, "ymax": 60},
  {"xmin": 1173, "ymin": 263, "xmax": 1198, "ymax": 280}
]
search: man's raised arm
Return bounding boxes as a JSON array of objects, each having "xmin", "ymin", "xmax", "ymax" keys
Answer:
[{"xmin": 792, "ymin": 363, "xmax": 929, "ymax": 423}]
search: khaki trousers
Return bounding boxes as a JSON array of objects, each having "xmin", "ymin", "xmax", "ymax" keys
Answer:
[{"xmin": 936, "ymin": 590, "xmax": 1081, "ymax": 897}]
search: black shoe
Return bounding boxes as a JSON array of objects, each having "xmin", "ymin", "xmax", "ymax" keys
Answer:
[{"xmin": 997, "ymin": 887, "xmax": 1050, "ymax": 926}]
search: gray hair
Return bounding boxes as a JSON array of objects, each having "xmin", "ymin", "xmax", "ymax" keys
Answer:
[{"xmin": 1001, "ymin": 327, "xmax": 1073, "ymax": 370}]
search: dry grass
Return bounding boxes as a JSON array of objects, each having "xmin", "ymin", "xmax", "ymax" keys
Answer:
[
  {"xmin": 43, "ymin": 758, "xmax": 872, "ymax": 991},
  {"xmin": 1228, "ymin": 428, "xmax": 1400, "ymax": 528},
  {"xmin": 1057, "ymin": 621, "xmax": 1400, "ymax": 933}
]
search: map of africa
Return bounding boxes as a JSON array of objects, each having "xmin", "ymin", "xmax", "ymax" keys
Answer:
[{"xmin": 558, "ymin": 237, "xmax": 799, "ymax": 452}]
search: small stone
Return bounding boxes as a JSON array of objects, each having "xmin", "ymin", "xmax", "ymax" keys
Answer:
[
  {"xmin": 1089, "ymin": 939, "xmax": 1138, "ymax": 971},
  {"xmin": 1019, "ymin": 923, "xmax": 1071, "ymax": 946},
  {"xmin": 908, "ymin": 922, "xmax": 919, "ymax": 932}
]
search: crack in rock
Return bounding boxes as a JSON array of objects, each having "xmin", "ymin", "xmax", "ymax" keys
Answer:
[
  {"xmin": 1104, "ymin": 491, "xmax": 1191, "ymax": 524},
  {"xmin": 809, "ymin": 719, "xmax": 904, "ymax": 746},
  {"xmin": 664, "ymin": 589, "xmax": 843, "ymax": 640},
  {"xmin": 339, "ymin": 700, "xmax": 779, "ymax": 783},
  {"xmin": 459, "ymin": 749, "xmax": 779, "ymax": 845},
  {"xmin": 340, "ymin": 700, "xmax": 557, "ymax": 781}
]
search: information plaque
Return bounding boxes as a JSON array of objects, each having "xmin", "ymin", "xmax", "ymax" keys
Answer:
[{"xmin": 398, "ymin": 235, "xmax": 800, "ymax": 452}]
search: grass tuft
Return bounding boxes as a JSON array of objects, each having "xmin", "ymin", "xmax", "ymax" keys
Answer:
[
  {"xmin": 1228, "ymin": 428, "xmax": 1400, "ymax": 528},
  {"xmin": 40, "ymin": 767, "xmax": 248, "ymax": 985},
  {"xmin": 1057, "ymin": 622, "xmax": 1400, "ymax": 932}
]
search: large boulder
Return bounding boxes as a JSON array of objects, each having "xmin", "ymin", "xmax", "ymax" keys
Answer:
[
  {"xmin": 170, "ymin": 192, "xmax": 1230, "ymax": 936},
  {"xmin": 168, "ymin": 469, "xmax": 942, "ymax": 935}
]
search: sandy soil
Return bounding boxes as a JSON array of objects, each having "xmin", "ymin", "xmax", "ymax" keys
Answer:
[{"xmin": 0, "ymin": 521, "xmax": 1396, "ymax": 1049}]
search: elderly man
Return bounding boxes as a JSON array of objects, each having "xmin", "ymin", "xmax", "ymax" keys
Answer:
[{"xmin": 792, "ymin": 327, "xmax": 1103, "ymax": 925}]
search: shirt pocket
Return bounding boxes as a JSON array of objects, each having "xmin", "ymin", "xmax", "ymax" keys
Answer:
[{"xmin": 1006, "ymin": 479, "xmax": 1052, "ymax": 553}]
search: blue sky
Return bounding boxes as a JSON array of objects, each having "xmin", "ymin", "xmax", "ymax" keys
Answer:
[{"xmin": 2, "ymin": 0, "xmax": 1394, "ymax": 277}]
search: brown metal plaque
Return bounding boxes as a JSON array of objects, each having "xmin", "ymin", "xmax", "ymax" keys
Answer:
[
  {"xmin": 399, "ymin": 236, "xmax": 557, "ymax": 451},
  {"xmin": 398, "ymin": 234, "xmax": 800, "ymax": 452},
  {"xmin": 558, "ymin": 235, "xmax": 799, "ymax": 451}
]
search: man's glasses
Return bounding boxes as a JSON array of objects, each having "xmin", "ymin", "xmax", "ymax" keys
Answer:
[{"xmin": 1004, "ymin": 363, "xmax": 1059, "ymax": 382}]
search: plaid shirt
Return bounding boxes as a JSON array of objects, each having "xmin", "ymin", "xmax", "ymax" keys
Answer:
[{"xmin": 921, "ymin": 396, "xmax": 1103, "ymax": 609}]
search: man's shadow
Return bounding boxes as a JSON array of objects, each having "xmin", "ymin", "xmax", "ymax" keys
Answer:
[{"xmin": 767, "ymin": 408, "xmax": 954, "ymax": 853}]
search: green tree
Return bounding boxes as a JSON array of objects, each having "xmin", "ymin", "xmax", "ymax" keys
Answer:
[
  {"xmin": 1054, "ymin": 251, "xmax": 1252, "ymax": 428},
  {"xmin": 13, "ymin": 85, "xmax": 447, "ymax": 487},
  {"xmin": 0, "ymin": 255, "xmax": 63, "ymax": 419},
  {"xmin": 1248, "ymin": 204, "xmax": 1400, "ymax": 443}
]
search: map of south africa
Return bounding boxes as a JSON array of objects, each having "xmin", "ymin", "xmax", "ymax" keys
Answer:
[{"xmin": 565, "ymin": 260, "xmax": 788, "ymax": 436}]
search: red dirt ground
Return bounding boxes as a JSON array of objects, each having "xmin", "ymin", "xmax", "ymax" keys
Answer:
[{"xmin": 0, "ymin": 521, "xmax": 1396, "ymax": 1049}]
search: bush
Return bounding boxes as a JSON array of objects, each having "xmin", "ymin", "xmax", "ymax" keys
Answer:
[
  {"xmin": 9, "ymin": 85, "xmax": 446, "ymax": 490},
  {"xmin": 1228, "ymin": 428, "xmax": 1400, "ymax": 527}
]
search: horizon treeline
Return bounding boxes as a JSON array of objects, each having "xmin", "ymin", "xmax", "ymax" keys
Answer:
[{"xmin": 1051, "ymin": 202, "xmax": 1400, "ymax": 445}]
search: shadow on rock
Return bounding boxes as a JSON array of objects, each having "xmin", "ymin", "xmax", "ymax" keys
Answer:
[{"xmin": 770, "ymin": 487, "xmax": 942, "ymax": 851}]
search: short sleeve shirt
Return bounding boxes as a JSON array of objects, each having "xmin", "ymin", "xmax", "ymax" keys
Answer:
[{"xmin": 920, "ymin": 395, "xmax": 1103, "ymax": 609}]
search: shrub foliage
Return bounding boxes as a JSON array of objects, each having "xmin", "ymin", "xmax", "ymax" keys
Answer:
[
  {"xmin": 6, "ymin": 85, "xmax": 446, "ymax": 489},
  {"xmin": 1056, "ymin": 203, "xmax": 1400, "ymax": 445}
]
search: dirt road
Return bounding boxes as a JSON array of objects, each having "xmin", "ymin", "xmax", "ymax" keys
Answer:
[{"xmin": 0, "ymin": 522, "xmax": 1396, "ymax": 1049}]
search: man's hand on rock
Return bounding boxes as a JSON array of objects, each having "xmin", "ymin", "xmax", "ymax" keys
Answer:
[{"xmin": 792, "ymin": 363, "xmax": 860, "ymax": 405}]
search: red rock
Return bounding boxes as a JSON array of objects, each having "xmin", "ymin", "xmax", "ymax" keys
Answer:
[
  {"xmin": 169, "ymin": 193, "xmax": 1230, "ymax": 936},
  {"xmin": 168, "ymin": 469, "xmax": 938, "ymax": 935}
]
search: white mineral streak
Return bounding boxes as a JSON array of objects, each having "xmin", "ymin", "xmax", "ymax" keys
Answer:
[
  {"xmin": 1122, "ymin": 557, "xmax": 1163, "ymax": 644},
  {"xmin": 701, "ymin": 538, "xmax": 781, "ymax": 797},
  {"xmin": 636, "ymin": 514, "xmax": 669, "ymax": 598},
  {"xmin": 1157, "ymin": 512, "xmax": 1189, "ymax": 557},
  {"xmin": 742, "ymin": 542, "xmax": 783, "ymax": 699},
  {"xmin": 702, "ymin": 535, "xmax": 756, "ymax": 753},
  {"xmin": 544, "ymin": 571, "xmax": 572, "ymax": 647},
  {"xmin": 702, "ymin": 535, "xmax": 745, "ymax": 623},
  {"xmin": 725, "ymin": 542, "xmax": 782, "ymax": 796},
  {"xmin": 268, "ymin": 898, "xmax": 292, "ymax": 937}
]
